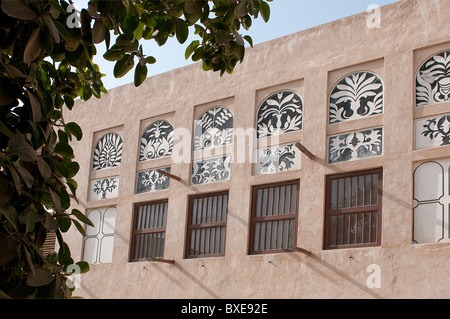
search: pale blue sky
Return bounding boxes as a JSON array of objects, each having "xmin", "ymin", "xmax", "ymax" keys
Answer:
[{"xmin": 76, "ymin": 0, "xmax": 400, "ymax": 89}]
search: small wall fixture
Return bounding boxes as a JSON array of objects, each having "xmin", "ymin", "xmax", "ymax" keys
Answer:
[
  {"xmin": 295, "ymin": 142, "xmax": 316, "ymax": 160},
  {"xmin": 156, "ymin": 169, "xmax": 181, "ymax": 182}
]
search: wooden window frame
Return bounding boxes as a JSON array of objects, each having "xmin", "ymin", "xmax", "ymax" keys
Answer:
[
  {"xmin": 249, "ymin": 180, "xmax": 300, "ymax": 255},
  {"xmin": 130, "ymin": 200, "xmax": 168, "ymax": 262},
  {"xmin": 185, "ymin": 191, "xmax": 229, "ymax": 259},
  {"xmin": 324, "ymin": 168, "xmax": 383, "ymax": 250}
]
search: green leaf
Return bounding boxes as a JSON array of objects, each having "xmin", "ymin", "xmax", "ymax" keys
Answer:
[
  {"xmin": 63, "ymin": 95, "xmax": 74, "ymax": 110},
  {"xmin": 72, "ymin": 209, "xmax": 94, "ymax": 227},
  {"xmin": 234, "ymin": 1, "xmax": 248, "ymax": 17},
  {"xmin": 36, "ymin": 157, "xmax": 52, "ymax": 179},
  {"xmin": 54, "ymin": 142, "xmax": 74, "ymax": 159},
  {"xmin": 134, "ymin": 62, "xmax": 147, "ymax": 87},
  {"xmin": 146, "ymin": 56, "xmax": 156, "ymax": 64},
  {"xmin": 24, "ymin": 211, "xmax": 35, "ymax": 234},
  {"xmin": 103, "ymin": 48, "xmax": 125, "ymax": 62},
  {"xmin": 49, "ymin": 189, "xmax": 62, "ymax": 213},
  {"xmin": 185, "ymin": 40, "xmax": 200, "ymax": 60},
  {"xmin": 67, "ymin": 162, "xmax": 80, "ymax": 178},
  {"xmin": 23, "ymin": 28, "xmax": 43, "ymax": 64},
  {"xmin": 121, "ymin": 6, "xmax": 140, "ymax": 36},
  {"xmin": 185, "ymin": 0, "xmax": 204, "ymax": 14},
  {"xmin": 259, "ymin": 0, "xmax": 270, "ymax": 22},
  {"xmin": 0, "ymin": 206, "xmax": 18, "ymax": 230},
  {"xmin": 175, "ymin": 19, "xmax": 189, "ymax": 44},
  {"xmin": 53, "ymin": 20, "xmax": 70, "ymax": 42},
  {"xmin": 57, "ymin": 216, "xmax": 71, "ymax": 233},
  {"xmin": 27, "ymin": 267, "xmax": 54, "ymax": 287},
  {"xmin": 43, "ymin": 14, "xmax": 60, "ymax": 44},
  {"xmin": 92, "ymin": 19, "xmax": 106, "ymax": 44},
  {"xmin": 0, "ymin": 121, "xmax": 13, "ymax": 139},
  {"xmin": 27, "ymin": 90, "xmax": 42, "ymax": 122},
  {"xmin": 72, "ymin": 219, "xmax": 86, "ymax": 237},
  {"xmin": 75, "ymin": 261, "xmax": 90, "ymax": 274},
  {"xmin": 65, "ymin": 122, "xmax": 83, "ymax": 141},
  {"xmin": 13, "ymin": 163, "xmax": 34, "ymax": 189},
  {"xmin": 59, "ymin": 186, "xmax": 71, "ymax": 210},
  {"xmin": 114, "ymin": 55, "xmax": 135, "ymax": 78},
  {"xmin": 66, "ymin": 44, "xmax": 84, "ymax": 64},
  {"xmin": 0, "ymin": 174, "xmax": 14, "ymax": 206},
  {"xmin": 243, "ymin": 35, "xmax": 253, "ymax": 48},
  {"xmin": 8, "ymin": 134, "xmax": 38, "ymax": 162},
  {"xmin": 58, "ymin": 242, "xmax": 73, "ymax": 266},
  {"xmin": 0, "ymin": 235, "xmax": 18, "ymax": 265},
  {"xmin": 1, "ymin": 0, "xmax": 37, "ymax": 20},
  {"xmin": 45, "ymin": 214, "xmax": 60, "ymax": 231}
]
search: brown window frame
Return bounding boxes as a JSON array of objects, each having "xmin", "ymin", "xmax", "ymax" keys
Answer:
[
  {"xmin": 324, "ymin": 168, "xmax": 383, "ymax": 250},
  {"xmin": 130, "ymin": 200, "xmax": 168, "ymax": 262},
  {"xmin": 249, "ymin": 180, "xmax": 300, "ymax": 255},
  {"xmin": 185, "ymin": 191, "xmax": 229, "ymax": 259}
]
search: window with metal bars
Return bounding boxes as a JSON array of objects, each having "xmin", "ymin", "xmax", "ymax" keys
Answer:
[
  {"xmin": 186, "ymin": 192, "xmax": 228, "ymax": 258},
  {"xmin": 130, "ymin": 200, "xmax": 168, "ymax": 262},
  {"xmin": 249, "ymin": 180, "xmax": 299, "ymax": 255},
  {"xmin": 324, "ymin": 168, "xmax": 382, "ymax": 249}
]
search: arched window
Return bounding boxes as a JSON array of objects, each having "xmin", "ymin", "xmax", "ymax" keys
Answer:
[
  {"xmin": 256, "ymin": 90, "xmax": 303, "ymax": 139},
  {"xmin": 139, "ymin": 120, "xmax": 174, "ymax": 161},
  {"xmin": 92, "ymin": 133, "xmax": 123, "ymax": 171},
  {"xmin": 329, "ymin": 71, "xmax": 383, "ymax": 124},
  {"xmin": 416, "ymin": 50, "xmax": 450, "ymax": 107},
  {"xmin": 193, "ymin": 106, "xmax": 233, "ymax": 151}
]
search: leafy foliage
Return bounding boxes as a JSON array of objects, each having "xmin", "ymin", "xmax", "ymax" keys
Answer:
[{"xmin": 0, "ymin": 0, "xmax": 271, "ymax": 298}]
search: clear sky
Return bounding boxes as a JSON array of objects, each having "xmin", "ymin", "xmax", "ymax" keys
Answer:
[{"xmin": 75, "ymin": 0, "xmax": 400, "ymax": 89}]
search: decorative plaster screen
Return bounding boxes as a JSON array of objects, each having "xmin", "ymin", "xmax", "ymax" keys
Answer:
[
  {"xmin": 139, "ymin": 120, "xmax": 174, "ymax": 161},
  {"xmin": 193, "ymin": 107, "xmax": 233, "ymax": 151},
  {"xmin": 191, "ymin": 106, "xmax": 233, "ymax": 185},
  {"xmin": 256, "ymin": 91, "xmax": 303, "ymax": 139},
  {"xmin": 191, "ymin": 155, "xmax": 231, "ymax": 185},
  {"xmin": 416, "ymin": 50, "xmax": 450, "ymax": 107},
  {"xmin": 329, "ymin": 72, "xmax": 383, "ymax": 124},
  {"xmin": 92, "ymin": 133, "xmax": 123, "ymax": 171},
  {"xmin": 413, "ymin": 159, "xmax": 450, "ymax": 244},
  {"xmin": 136, "ymin": 167, "xmax": 171, "ymax": 194},
  {"xmin": 83, "ymin": 206, "xmax": 117, "ymax": 264},
  {"xmin": 253, "ymin": 143, "xmax": 301, "ymax": 175},
  {"xmin": 415, "ymin": 113, "xmax": 450, "ymax": 150},
  {"xmin": 328, "ymin": 127, "xmax": 383, "ymax": 164},
  {"xmin": 89, "ymin": 176, "xmax": 119, "ymax": 201}
]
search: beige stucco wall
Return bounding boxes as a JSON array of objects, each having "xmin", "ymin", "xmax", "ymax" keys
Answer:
[{"xmin": 64, "ymin": 0, "xmax": 450, "ymax": 299}]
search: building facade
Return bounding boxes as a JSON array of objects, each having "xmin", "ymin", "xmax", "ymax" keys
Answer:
[{"xmin": 65, "ymin": 0, "xmax": 450, "ymax": 298}]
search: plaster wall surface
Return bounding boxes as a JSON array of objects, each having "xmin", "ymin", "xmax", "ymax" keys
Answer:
[{"xmin": 64, "ymin": 0, "xmax": 450, "ymax": 299}]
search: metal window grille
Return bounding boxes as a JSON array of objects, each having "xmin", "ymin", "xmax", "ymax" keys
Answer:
[
  {"xmin": 325, "ymin": 168, "xmax": 383, "ymax": 249},
  {"xmin": 249, "ymin": 180, "xmax": 299, "ymax": 254},
  {"xmin": 131, "ymin": 200, "xmax": 168, "ymax": 261},
  {"xmin": 186, "ymin": 192, "xmax": 229, "ymax": 258}
]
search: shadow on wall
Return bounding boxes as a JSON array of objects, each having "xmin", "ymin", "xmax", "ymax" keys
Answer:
[{"xmin": 288, "ymin": 252, "xmax": 384, "ymax": 299}]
